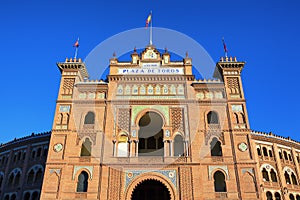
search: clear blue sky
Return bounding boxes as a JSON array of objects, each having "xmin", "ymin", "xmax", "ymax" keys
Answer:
[{"xmin": 0, "ymin": 0, "xmax": 299, "ymax": 143}]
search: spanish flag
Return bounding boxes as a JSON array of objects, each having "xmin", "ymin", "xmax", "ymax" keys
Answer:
[
  {"xmin": 222, "ymin": 37, "xmax": 228, "ymax": 53},
  {"xmin": 73, "ymin": 38, "xmax": 79, "ymax": 48},
  {"xmin": 145, "ymin": 12, "xmax": 152, "ymax": 28}
]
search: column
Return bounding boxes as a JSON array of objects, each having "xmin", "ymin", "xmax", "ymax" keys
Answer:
[
  {"xmin": 135, "ymin": 140, "xmax": 139, "ymax": 157},
  {"xmin": 291, "ymin": 147, "xmax": 300, "ymax": 183},
  {"xmin": 112, "ymin": 140, "xmax": 117, "ymax": 157},
  {"xmin": 169, "ymin": 140, "xmax": 173, "ymax": 157},
  {"xmin": 273, "ymin": 144, "xmax": 287, "ymax": 200},
  {"xmin": 185, "ymin": 140, "xmax": 189, "ymax": 157},
  {"xmin": 128, "ymin": 140, "xmax": 132, "ymax": 157},
  {"xmin": 163, "ymin": 140, "xmax": 168, "ymax": 157}
]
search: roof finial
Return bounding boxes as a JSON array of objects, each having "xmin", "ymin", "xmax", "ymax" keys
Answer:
[
  {"xmin": 113, "ymin": 52, "xmax": 116, "ymax": 58},
  {"xmin": 186, "ymin": 51, "xmax": 189, "ymax": 58},
  {"xmin": 164, "ymin": 47, "xmax": 168, "ymax": 53},
  {"xmin": 134, "ymin": 47, "xmax": 137, "ymax": 52}
]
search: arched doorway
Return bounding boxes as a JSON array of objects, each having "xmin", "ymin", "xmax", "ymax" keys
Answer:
[
  {"xmin": 138, "ymin": 111, "xmax": 164, "ymax": 156},
  {"xmin": 131, "ymin": 179, "xmax": 171, "ymax": 200}
]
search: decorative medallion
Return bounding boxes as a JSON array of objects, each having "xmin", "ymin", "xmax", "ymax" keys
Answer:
[
  {"xmin": 238, "ymin": 142, "xmax": 248, "ymax": 152},
  {"xmin": 127, "ymin": 172, "xmax": 133, "ymax": 179},
  {"xmin": 131, "ymin": 130, "xmax": 137, "ymax": 137},
  {"xmin": 165, "ymin": 130, "xmax": 170, "ymax": 137},
  {"xmin": 53, "ymin": 143, "xmax": 63, "ymax": 152},
  {"xmin": 169, "ymin": 171, "xmax": 174, "ymax": 178}
]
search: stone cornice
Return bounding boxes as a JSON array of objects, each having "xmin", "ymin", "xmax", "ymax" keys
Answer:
[{"xmin": 108, "ymin": 75, "xmax": 194, "ymax": 82}]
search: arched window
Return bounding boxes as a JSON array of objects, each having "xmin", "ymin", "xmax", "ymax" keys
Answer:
[
  {"xmin": 138, "ymin": 112, "xmax": 164, "ymax": 156},
  {"xmin": 80, "ymin": 138, "xmax": 92, "ymax": 156},
  {"xmin": 266, "ymin": 191, "xmax": 273, "ymax": 200},
  {"xmin": 4, "ymin": 194, "xmax": 9, "ymax": 200},
  {"xmin": 275, "ymin": 192, "xmax": 281, "ymax": 200},
  {"xmin": 0, "ymin": 174, "xmax": 3, "ymax": 187},
  {"xmin": 262, "ymin": 168, "xmax": 270, "ymax": 181},
  {"xmin": 284, "ymin": 151, "xmax": 288, "ymax": 160},
  {"xmin": 269, "ymin": 150, "xmax": 273, "ymax": 157},
  {"xmin": 290, "ymin": 194, "xmax": 295, "ymax": 200},
  {"xmin": 77, "ymin": 171, "xmax": 89, "ymax": 192},
  {"xmin": 37, "ymin": 148, "xmax": 42, "ymax": 157},
  {"xmin": 270, "ymin": 169, "xmax": 277, "ymax": 182},
  {"xmin": 27, "ymin": 169, "xmax": 35, "ymax": 184},
  {"xmin": 234, "ymin": 113, "xmax": 239, "ymax": 124},
  {"xmin": 240, "ymin": 113, "xmax": 246, "ymax": 124},
  {"xmin": 291, "ymin": 173, "xmax": 297, "ymax": 185},
  {"xmin": 279, "ymin": 151, "xmax": 283, "ymax": 159},
  {"xmin": 23, "ymin": 192, "xmax": 30, "ymax": 200},
  {"xmin": 174, "ymin": 135, "xmax": 184, "ymax": 156},
  {"xmin": 31, "ymin": 150, "xmax": 36, "ymax": 159},
  {"xmin": 285, "ymin": 171, "xmax": 291, "ymax": 184},
  {"xmin": 210, "ymin": 138, "xmax": 222, "ymax": 156},
  {"xmin": 288, "ymin": 154, "xmax": 293, "ymax": 161},
  {"xmin": 207, "ymin": 111, "xmax": 219, "ymax": 124},
  {"xmin": 11, "ymin": 194, "xmax": 16, "ymax": 200},
  {"xmin": 35, "ymin": 168, "xmax": 43, "ymax": 183},
  {"xmin": 117, "ymin": 134, "xmax": 128, "ymax": 157},
  {"xmin": 14, "ymin": 171, "xmax": 21, "ymax": 186},
  {"xmin": 17, "ymin": 152, "xmax": 21, "ymax": 160},
  {"xmin": 257, "ymin": 148, "xmax": 261, "ymax": 156},
  {"xmin": 214, "ymin": 171, "xmax": 226, "ymax": 192},
  {"xmin": 31, "ymin": 191, "xmax": 39, "ymax": 200},
  {"xmin": 8, "ymin": 173, "xmax": 14, "ymax": 186},
  {"xmin": 263, "ymin": 147, "xmax": 268, "ymax": 157},
  {"xmin": 84, "ymin": 112, "xmax": 95, "ymax": 124},
  {"xmin": 296, "ymin": 195, "xmax": 300, "ymax": 200}
]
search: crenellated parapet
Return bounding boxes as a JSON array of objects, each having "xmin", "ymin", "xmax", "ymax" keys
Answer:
[
  {"xmin": 192, "ymin": 79, "xmax": 222, "ymax": 83},
  {"xmin": 0, "ymin": 131, "xmax": 51, "ymax": 148},
  {"xmin": 57, "ymin": 57, "xmax": 89, "ymax": 79},
  {"xmin": 251, "ymin": 130, "xmax": 300, "ymax": 148}
]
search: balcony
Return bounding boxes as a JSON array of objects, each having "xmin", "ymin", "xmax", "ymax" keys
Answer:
[
  {"xmin": 83, "ymin": 124, "xmax": 94, "ymax": 129},
  {"xmin": 75, "ymin": 193, "xmax": 87, "ymax": 199},
  {"xmin": 79, "ymin": 157, "xmax": 91, "ymax": 162},
  {"xmin": 215, "ymin": 192, "xmax": 227, "ymax": 198},
  {"xmin": 212, "ymin": 156, "xmax": 224, "ymax": 162},
  {"xmin": 208, "ymin": 124, "xmax": 221, "ymax": 130},
  {"xmin": 233, "ymin": 123, "xmax": 247, "ymax": 129}
]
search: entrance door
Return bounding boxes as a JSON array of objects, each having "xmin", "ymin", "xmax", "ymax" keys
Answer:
[{"xmin": 131, "ymin": 179, "xmax": 171, "ymax": 200}]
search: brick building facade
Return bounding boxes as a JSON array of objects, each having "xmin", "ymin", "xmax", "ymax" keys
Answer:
[
  {"xmin": 9, "ymin": 44, "xmax": 298, "ymax": 200},
  {"xmin": 0, "ymin": 132, "xmax": 50, "ymax": 200}
]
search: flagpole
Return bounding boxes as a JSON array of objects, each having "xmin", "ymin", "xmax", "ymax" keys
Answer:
[
  {"xmin": 74, "ymin": 37, "xmax": 79, "ymax": 59},
  {"xmin": 74, "ymin": 47, "xmax": 78, "ymax": 59},
  {"xmin": 150, "ymin": 11, "xmax": 152, "ymax": 45}
]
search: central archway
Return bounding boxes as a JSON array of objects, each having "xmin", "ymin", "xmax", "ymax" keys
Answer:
[
  {"xmin": 131, "ymin": 179, "xmax": 171, "ymax": 200},
  {"xmin": 138, "ymin": 111, "xmax": 164, "ymax": 156}
]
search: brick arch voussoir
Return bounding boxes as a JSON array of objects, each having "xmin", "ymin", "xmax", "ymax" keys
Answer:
[{"xmin": 124, "ymin": 172, "xmax": 176, "ymax": 200}]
